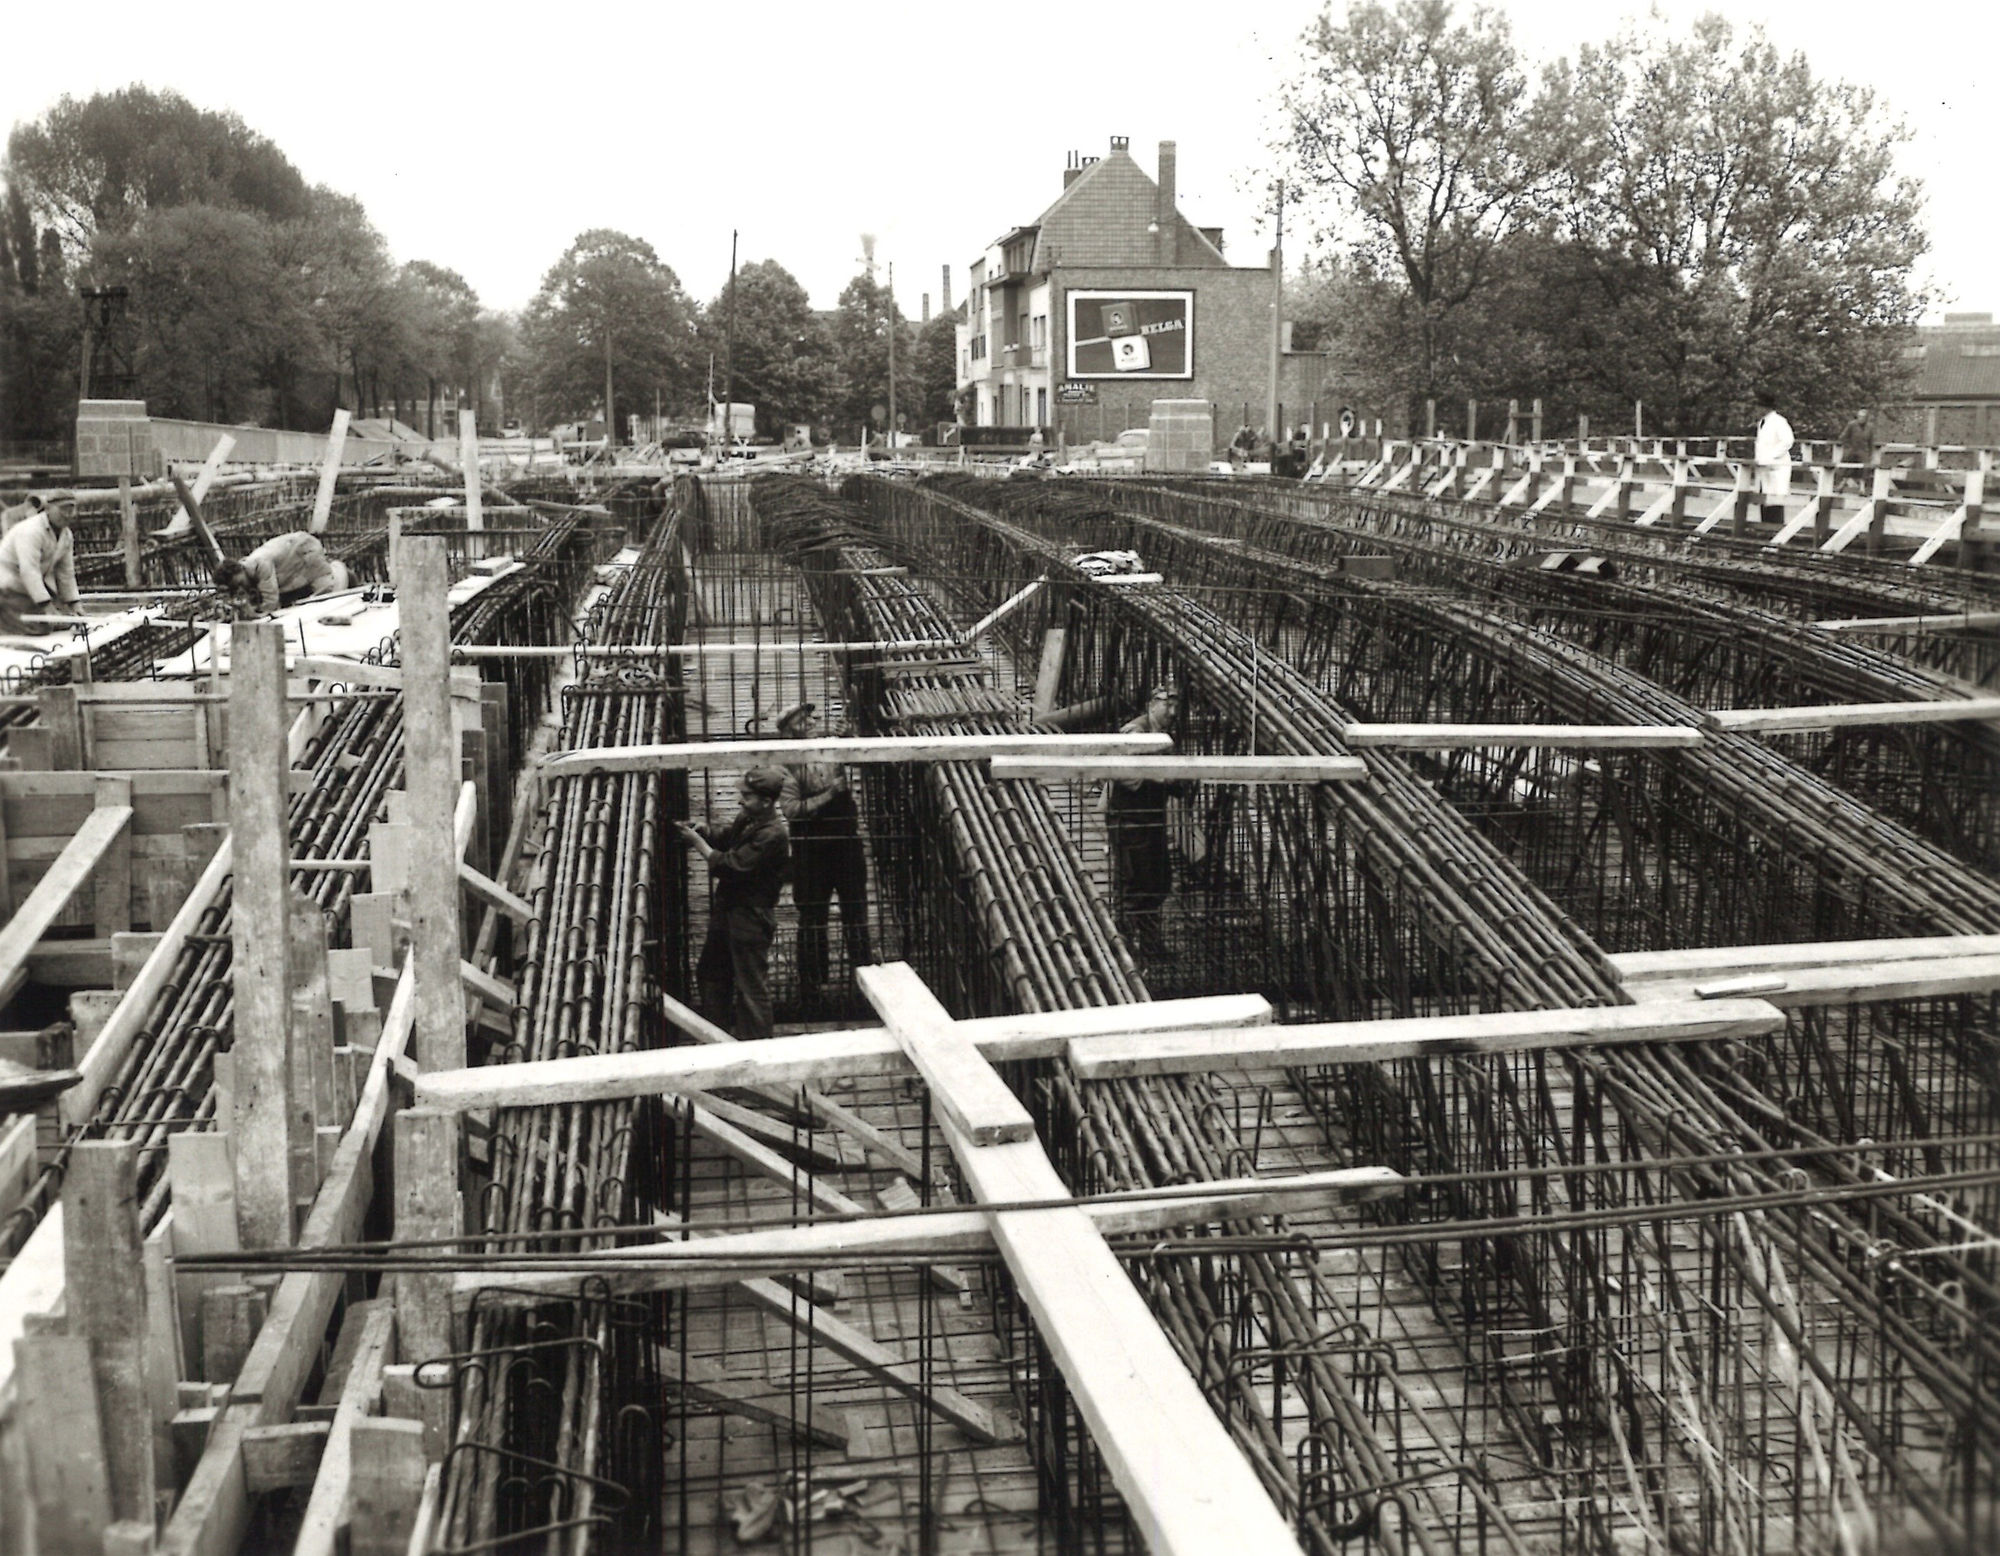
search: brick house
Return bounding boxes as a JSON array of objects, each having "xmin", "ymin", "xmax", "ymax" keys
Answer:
[
  {"xmin": 1886, "ymin": 312, "xmax": 2000, "ymax": 447},
  {"xmin": 955, "ymin": 138, "xmax": 1353, "ymax": 460}
]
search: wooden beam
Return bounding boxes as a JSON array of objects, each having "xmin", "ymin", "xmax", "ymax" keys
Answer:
[
  {"xmin": 62, "ymin": 1140, "xmax": 157, "ymax": 1527},
  {"xmin": 990, "ymin": 754, "xmax": 1368, "ymax": 783},
  {"xmin": 734, "ymin": 1278, "xmax": 1014, "ymax": 1444},
  {"xmin": 413, "ymin": 993, "xmax": 1274, "ymax": 1111},
  {"xmin": 348, "ymin": 1416, "xmax": 426, "ymax": 1556},
  {"xmin": 883, "ymin": 975, "xmax": 1304, "ymax": 1554},
  {"xmin": 458, "ymin": 408, "xmax": 481, "ymax": 533},
  {"xmin": 309, "ymin": 409, "xmax": 349, "ymax": 534},
  {"xmin": 658, "ymin": 1346, "xmax": 867, "ymax": 1455},
  {"xmin": 1066, "ymin": 998, "xmax": 1787, "ymax": 1080},
  {"xmin": 1342, "ymin": 722, "xmax": 1703, "ymax": 750},
  {"xmin": 1810, "ymin": 610, "xmax": 2000, "ymax": 633},
  {"xmin": 396, "ymin": 537, "xmax": 465, "ymax": 1071},
  {"xmin": 458, "ymin": 861, "xmax": 532, "ymax": 926},
  {"xmin": 230, "ymin": 622, "xmax": 298, "ymax": 1250},
  {"xmin": 459, "ymin": 959, "xmax": 514, "ymax": 1011},
  {"xmin": 450, "ymin": 1167, "xmax": 1401, "ymax": 1302},
  {"xmin": 450, "ymin": 638, "xmax": 963, "ymax": 661},
  {"xmin": 542, "ymin": 731, "xmax": 1173, "ymax": 779},
  {"xmin": 689, "ymin": 1104, "xmax": 872, "ymax": 1219},
  {"xmin": 1612, "ymin": 934, "xmax": 2000, "ymax": 983},
  {"xmin": 858, "ymin": 964, "xmax": 1035, "ymax": 1146},
  {"xmin": 0, "ymin": 803, "xmax": 132, "ymax": 1006},
  {"xmin": 1635, "ymin": 954, "xmax": 2000, "ymax": 1009},
  {"xmin": 1705, "ymin": 698, "xmax": 2000, "ymax": 733}
]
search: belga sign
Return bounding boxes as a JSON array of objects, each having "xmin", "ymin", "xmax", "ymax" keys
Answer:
[{"xmin": 1067, "ymin": 291, "xmax": 1193, "ymax": 379}]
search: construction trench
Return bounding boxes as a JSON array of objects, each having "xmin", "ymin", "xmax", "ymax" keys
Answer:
[{"xmin": 0, "ymin": 456, "xmax": 1995, "ymax": 1556}]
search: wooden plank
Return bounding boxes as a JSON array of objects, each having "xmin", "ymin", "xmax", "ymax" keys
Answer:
[
  {"xmin": 396, "ymin": 538, "xmax": 466, "ymax": 1072},
  {"xmin": 735, "ymin": 1278, "xmax": 1014, "ymax": 1444},
  {"xmin": 1066, "ymin": 998, "xmax": 1788, "ymax": 1079},
  {"xmin": 390, "ymin": 1110, "xmax": 459, "ymax": 1364},
  {"xmin": 659, "ymin": 1346, "xmax": 868, "ymax": 1454},
  {"xmin": 449, "ymin": 1167, "xmax": 1401, "ymax": 1302},
  {"xmin": 1636, "ymin": 953, "xmax": 2000, "ymax": 1009},
  {"xmin": 62, "ymin": 1140, "xmax": 156, "ymax": 1525},
  {"xmin": 889, "ymin": 966, "xmax": 1302, "ymax": 1555},
  {"xmin": 990, "ymin": 754, "xmax": 1367, "ymax": 783},
  {"xmin": 689, "ymin": 1103, "xmax": 872, "ymax": 1218},
  {"xmin": 241, "ymin": 1419, "xmax": 329, "ymax": 1493},
  {"xmin": 458, "ymin": 860, "xmax": 531, "ymax": 925},
  {"xmin": 230, "ymin": 623, "xmax": 297, "ymax": 1250},
  {"xmin": 293, "ymin": 1300, "xmax": 395, "ymax": 1556},
  {"xmin": 458, "ymin": 408, "xmax": 481, "ymax": 533},
  {"xmin": 348, "ymin": 1417, "xmax": 426, "ymax": 1556},
  {"xmin": 1342, "ymin": 722, "xmax": 1703, "ymax": 750},
  {"xmin": 13, "ymin": 1332, "xmax": 111, "ymax": 1552},
  {"xmin": 414, "ymin": 992, "xmax": 1274, "ymax": 1111},
  {"xmin": 309, "ymin": 409, "xmax": 350, "ymax": 534},
  {"xmin": 0, "ymin": 804, "xmax": 132, "ymax": 1006},
  {"xmin": 158, "ymin": 959, "xmax": 418, "ymax": 1556},
  {"xmin": 458, "ymin": 958, "xmax": 515, "ymax": 1011},
  {"xmin": 92, "ymin": 777, "xmax": 133, "ymax": 936},
  {"xmin": 1810, "ymin": 610, "xmax": 2000, "ymax": 633},
  {"xmin": 542, "ymin": 731, "xmax": 1173, "ymax": 778},
  {"xmin": 1705, "ymin": 697, "xmax": 2000, "ymax": 733},
  {"xmin": 64, "ymin": 835, "xmax": 232, "ymax": 1129},
  {"xmin": 1611, "ymin": 934, "xmax": 2000, "ymax": 982},
  {"xmin": 1031, "ymin": 627, "xmax": 1066, "ymax": 719},
  {"xmin": 858, "ymin": 963, "xmax": 1035, "ymax": 1146}
]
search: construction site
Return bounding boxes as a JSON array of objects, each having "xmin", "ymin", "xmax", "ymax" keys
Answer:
[{"xmin": 0, "ymin": 424, "xmax": 1995, "ymax": 1556}]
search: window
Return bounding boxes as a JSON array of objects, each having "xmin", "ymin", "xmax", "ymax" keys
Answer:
[
  {"xmin": 1031, "ymin": 314, "xmax": 1046, "ymax": 349},
  {"xmin": 1037, "ymin": 387, "xmax": 1047, "ymax": 424}
]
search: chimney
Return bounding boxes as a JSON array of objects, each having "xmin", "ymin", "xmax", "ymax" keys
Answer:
[
  {"xmin": 941, "ymin": 264, "xmax": 952, "ymax": 314},
  {"xmin": 1157, "ymin": 141, "xmax": 1179, "ymax": 265},
  {"xmin": 1064, "ymin": 149, "xmax": 1082, "ymax": 189}
]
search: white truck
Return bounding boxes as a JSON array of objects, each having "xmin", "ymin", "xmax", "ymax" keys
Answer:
[{"xmin": 709, "ymin": 402, "xmax": 755, "ymax": 442}]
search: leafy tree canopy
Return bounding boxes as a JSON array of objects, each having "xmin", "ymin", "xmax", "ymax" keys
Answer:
[
  {"xmin": 520, "ymin": 229, "xmax": 696, "ymax": 429},
  {"xmin": 694, "ymin": 258, "xmax": 836, "ymax": 434}
]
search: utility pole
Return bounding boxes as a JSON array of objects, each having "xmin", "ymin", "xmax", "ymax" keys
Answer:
[
  {"xmin": 603, "ymin": 329, "xmax": 614, "ymax": 450},
  {"xmin": 887, "ymin": 261, "xmax": 897, "ymax": 451},
  {"xmin": 722, "ymin": 229, "xmax": 738, "ymax": 449},
  {"xmin": 1266, "ymin": 180, "xmax": 1284, "ymax": 441}
]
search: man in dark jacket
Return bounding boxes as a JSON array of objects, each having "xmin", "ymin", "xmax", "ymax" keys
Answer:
[
  {"xmin": 1103, "ymin": 683, "xmax": 1180, "ymax": 959},
  {"xmin": 676, "ymin": 767, "xmax": 791, "ymax": 1039},
  {"xmin": 775, "ymin": 701, "xmax": 873, "ymax": 999}
]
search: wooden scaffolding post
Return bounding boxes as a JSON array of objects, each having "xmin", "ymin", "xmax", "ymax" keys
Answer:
[
  {"xmin": 395, "ymin": 535, "xmax": 466, "ymax": 1071},
  {"xmin": 392, "ymin": 1107, "xmax": 462, "ymax": 1365},
  {"xmin": 62, "ymin": 1139, "xmax": 160, "ymax": 1530},
  {"xmin": 230, "ymin": 620, "xmax": 302, "ymax": 1248}
]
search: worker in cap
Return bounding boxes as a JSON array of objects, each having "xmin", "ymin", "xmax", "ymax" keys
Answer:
[
  {"xmin": 675, "ymin": 766, "xmax": 792, "ymax": 1040},
  {"xmin": 1103, "ymin": 681, "xmax": 1182, "ymax": 961},
  {"xmin": 775, "ymin": 703, "xmax": 873, "ymax": 1003},
  {"xmin": 0, "ymin": 489, "xmax": 80, "ymax": 635}
]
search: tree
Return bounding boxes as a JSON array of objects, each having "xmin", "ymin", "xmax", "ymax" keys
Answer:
[
  {"xmin": 910, "ymin": 312, "xmax": 961, "ymax": 432},
  {"xmin": 829, "ymin": 272, "xmax": 914, "ymax": 441},
  {"xmin": 0, "ymin": 184, "xmax": 78, "ymax": 443},
  {"xmin": 5, "ymin": 87, "xmax": 309, "ymax": 258},
  {"xmin": 694, "ymin": 259, "xmax": 836, "ymax": 435},
  {"xmin": 92, "ymin": 203, "xmax": 295, "ymax": 423},
  {"xmin": 1279, "ymin": 0, "xmax": 1564, "ymax": 407},
  {"xmin": 520, "ymin": 229, "xmax": 696, "ymax": 434},
  {"xmin": 1552, "ymin": 15, "xmax": 1927, "ymax": 433}
]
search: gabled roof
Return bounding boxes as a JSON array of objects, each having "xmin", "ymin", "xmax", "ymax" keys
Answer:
[
  {"xmin": 1027, "ymin": 148, "xmax": 1228, "ymax": 274},
  {"xmin": 1912, "ymin": 323, "xmax": 2000, "ymax": 400}
]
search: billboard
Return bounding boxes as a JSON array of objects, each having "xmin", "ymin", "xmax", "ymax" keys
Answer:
[{"xmin": 1066, "ymin": 290, "xmax": 1193, "ymax": 379}]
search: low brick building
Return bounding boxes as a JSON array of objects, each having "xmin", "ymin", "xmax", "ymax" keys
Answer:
[
  {"xmin": 1886, "ymin": 312, "xmax": 2000, "ymax": 447},
  {"xmin": 956, "ymin": 138, "xmax": 1353, "ymax": 461}
]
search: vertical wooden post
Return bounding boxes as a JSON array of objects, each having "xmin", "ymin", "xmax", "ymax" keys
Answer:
[
  {"xmin": 1465, "ymin": 398, "xmax": 1477, "ymax": 442},
  {"xmin": 63, "ymin": 1140, "xmax": 158, "ymax": 1527},
  {"xmin": 1530, "ymin": 397, "xmax": 1543, "ymax": 443},
  {"xmin": 42, "ymin": 684, "xmax": 83, "ymax": 769},
  {"xmin": 310, "ymin": 409, "xmax": 351, "ymax": 535},
  {"xmin": 229, "ymin": 621, "xmax": 300, "ymax": 1248},
  {"xmin": 1505, "ymin": 399, "xmax": 1519, "ymax": 444},
  {"xmin": 1577, "ymin": 413, "xmax": 1590, "ymax": 445},
  {"xmin": 395, "ymin": 537, "xmax": 465, "ymax": 1071},
  {"xmin": 290, "ymin": 892, "xmax": 339, "ymax": 1184},
  {"xmin": 459, "ymin": 409, "xmax": 482, "ymax": 533},
  {"xmin": 118, "ymin": 477, "xmax": 140, "ymax": 588},
  {"xmin": 13, "ymin": 1329, "xmax": 111, "ymax": 1552},
  {"xmin": 349, "ymin": 1417, "xmax": 429, "ymax": 1556},
  {"xmin": 1424, "ymin": 398, "xmax": 1436, "ymax": 439},
  {"xmin": 392, "ymin": 1107, "xmax": 462, "ymax": 1364}
]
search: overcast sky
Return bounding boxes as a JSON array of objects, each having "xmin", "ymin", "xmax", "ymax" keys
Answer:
[{"xmin": 6, "ymin": 0, "xmax": 1992, "ymax": 322}]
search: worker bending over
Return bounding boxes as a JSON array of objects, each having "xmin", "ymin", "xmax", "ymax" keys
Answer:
[
  {"xmin": 216, "ymin": 530, "xmax": 350, "ymax": 615},
  {"xmin": 0, "ymin": 490, "xmax": 80, "ymax": 633}
]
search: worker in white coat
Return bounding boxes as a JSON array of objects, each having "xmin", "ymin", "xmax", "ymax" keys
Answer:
[
  {"xmin": 1754, "ymin": 391, "xmax": 1794, "ymax": 525},
  {"xmin": 0, "ymin": 491, "xmax": 80, "ymax": 633}
]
